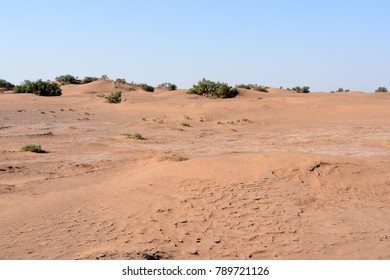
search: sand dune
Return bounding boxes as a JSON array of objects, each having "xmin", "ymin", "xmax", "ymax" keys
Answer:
[{"xmin": 1, "ymin": 83, "xmax": 389, "ymax": 259}]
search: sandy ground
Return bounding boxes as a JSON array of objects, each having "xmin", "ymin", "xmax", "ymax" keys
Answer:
[{"xmin": 1, "ymin": 80, "xmax": 389, "ymax": 259}]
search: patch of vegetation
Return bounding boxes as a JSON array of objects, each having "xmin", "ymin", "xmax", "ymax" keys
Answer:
[
  {"xmin": 82, "ymin": 76, "xmax": 98, "ymax": 84},
  {"xmin": 291, "ymin": 86, "xmax": 310, "ymax": 93},
  {"xmin": 121, "ymin": 132, "xmax": 144, "ymax": 140},
  {"xmin": 239, "ymin": 118, "xmax": 252, "ymax": 123},
  {"xmin": 20, "ymin": 143, "xmax": 44, "ymax": 153},
  {"xmin": 0, "ymin": 79, "xmax": 15, "ymax": 91},
  {"xmin": 252, "ymin": 85, "xmax": 269, "ymax": 92},
  {"xmin": 84, "ymin": 112, "xmax": 90, "ymax": 116},
  {"xmin": 187, "ymin": 78, "xmax": 238, "ymax": 98},
  {"xmin": 162, "ymin": 148, "xmax": 188, "ymax": 162},
  {"xmin": 115, "ymin": 78, "xmax": 126, "ymax": 88},
  {"xmin": 105, "ymin": 90, "xmax": 122, "ymax": 103},
  {"xmin": 236, "ymin": 84, "xmax": 251, "ymax": 90},
  {"xmin": 157, "ymin": 82, "xmax": 177, "ymax": 91},
  {"xmin": 183, "ymin": 115, "xmax": 191, "ymax": 120},
  {"xmin": 334, "ymin": 88, "xmax": 350, "ymax": 93},
  {"xmin": 55, "ymin": 74, "xmax": 78, "ymax": 85},
  {"xmin": 180, "ymin": 122, "xmax": 191, "ymax": 127},
  {"xmin": 138, "ymin": 83, "xmax": 154, "ymax": 92},
  {"xmin": 236, "ymin": 84, "xmax": 269, "ymax": 92},
  {"xmin": 375, "ymin": 87, "xmax": 388, "ymax": 93},
  {"xmin": 199, "ymin": 116, "xmax": 212, "ymax": 122},
  {"xmin": 13, "ymin": 80, "xmax": 62, "ymax": 96},
  {"xmin": 17, "ymin": 109, "xmax": 25, "ymax": 113},
  {"xmin": 49, "ymin": 110, "xmax": 55, "ymax": 113},
  {"xmin": 153, "ymin": 118, "xmax": 164, "ymax": 124},
  {"xmin": 101, "ymin": 74, "xmax": 109, "ymax": 80}
]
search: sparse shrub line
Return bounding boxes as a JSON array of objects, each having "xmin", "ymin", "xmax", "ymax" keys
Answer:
[
  {"xmin": 291, "ymin": 86, "xmax": 310, "ymax": 93},
  {"xmin": 236, "ymin": 84, "xmax": 269, "ymax": 92}
]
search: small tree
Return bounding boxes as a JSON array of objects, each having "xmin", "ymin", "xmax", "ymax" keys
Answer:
[
  {"xmin": 101, "ymin": 74, "xmax": 109, "ymax": 80},
  {"xmin": 375, "ymin": 87, "xmax": 388, "ymax": 93},
  {"xmin": 157, "ymin": 82, "xmax": 177, "ymax": 91},
  {"xmin": 0, "ymin": 79, "xmax": 15, "ymax": 91},
  {"xmin": 187, "ymin": 78, "xmax": 238, "ymax": 98}
]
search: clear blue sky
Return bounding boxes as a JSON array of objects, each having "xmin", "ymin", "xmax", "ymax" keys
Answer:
[{"xmin": 1, "ymin": 0, "xmax": 389, "ymax": 91}]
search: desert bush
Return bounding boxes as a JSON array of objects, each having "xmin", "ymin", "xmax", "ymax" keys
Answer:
[
  {"xmin": 236, "ymin": 84, "xmax": 251, "ymax": 89},
  {"xmin": 20, "ymin": 143, "xmax": 43, "ymax": 153},
  {"xmin": 105, "ymin": 90, "xmax": 122, "ymax": 103},
  {"xmin": 0, "ymin": 79, "xmax": 15, "ymax": 91},
  {"xmin": 335, "ymin": 88, "xmax": 350, "ymax": 92},
  {"xmin": 13, "ymin": 80, "xmax": 62, "ymax": 96},
  {"xmin": 375, "ymin": 87, "xmax": 388, "ymax": 93},
  {"xmin": 114, "ymin": 78, "xmax": 126, "ymax": 88},
  {"xmin": 55, "ymin": 74, "xmax": 79, "ymax": 85},
  {"xmin": 121, "ymin": 132, "xmax": 143, "ymax": 140},
  {"xmin": 101, "ymin": 74, "xmax": 109, "ymax": 80},
  {"xmin": 157, "ymin": 82, "xmax": 177, "ymax": 91},
  {"xmin": 138, "ymin": 83, "xmax": 154, "ymax": 92},
  {"xmin": 82, "ymin": 76, "xmax": 98, "ymax": 84},
  {"xmin": 236, "ymin": 84, "xmax": 268, "ymax": 92},
  {"xmin": 291, "ymin": 86, "xmax": 310, "ymax": 93},
  {"xmin": 187, "ymin": 78, "xmax": 238, "ymax": 98},
  {"xmin": 252, "ymin": 85, "xmax": 269, "ymax": 92}
]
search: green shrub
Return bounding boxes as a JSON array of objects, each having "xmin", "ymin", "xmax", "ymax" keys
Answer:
[
  {"xmin": 252, "ymin": 85, "xmax": 269, "ymax": 92},
  {"xmin": 291, "ymin": 86, "xmax": 310, "ymax": 93},
  {"xmin": 55, "ymin": 74, "xmax": 79, "ymax": 85},
  {"xmin": 236, "ymin": 84, "xmax": 251, "ymax": 89},
  {"xmin": 236, "ymin": 84, "xmax": 268, "ymax": 92},
  {"xmin": 105, "ymin": 90, "xmax": 122, "ymax": 103},
  {"xmin": 157, "ymin": 82, "xmax": 177, "ymax": 91},
  {"xmin": 336, "ymin": 88, "xmax": 349, "ymax": 92},
  {"xmin": 82, "ymin": 76, "xmax": 98, "ymax": 84},
  {"xmin": 180, "ymin": 122, "xmax": 190, "ymax": 127},
  {"xmin": 20, "ymin": 143, "xmax": 44, "ymax": 153},
  {"xmin": 13, "ymin": 80, "xmax": 62, "ymax": 96},
  {"xmin": 101, "ymin": 74, "xmax": 109, "ymax": 80},
  {"xmin": 121, "ymin": 132, "xmax": 143, "ymax": 140},
  {"xmin": 375, "ymin": 87, "xmax": 388, "ymax": 93},
  {"xmin": 0, "ymin": 79, "xmax": 15, "ymax": 91},
  {"xmin": 138, "ymin": 83, "xmax": 154, "ymax": 92},
  {"xmin": 114, "ymin": 78, "xmax": 126, "ymax": 88},
  {"xmin": 187, "ymin": 78, "xmax": 238, "ymax": 98}
]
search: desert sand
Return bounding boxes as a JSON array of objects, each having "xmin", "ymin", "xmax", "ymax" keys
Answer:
[{"xmin": 0, "ymin": 80, "xmax": 389, "ymax": 260}]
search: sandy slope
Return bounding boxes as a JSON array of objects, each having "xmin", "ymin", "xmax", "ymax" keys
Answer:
[{"xmin": 1, "ymin": 81, "xmax": 389, "ymax": 259}]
